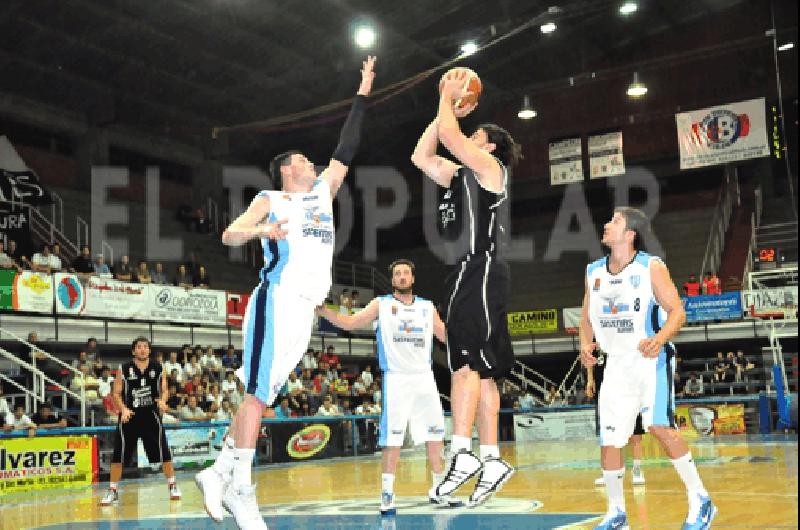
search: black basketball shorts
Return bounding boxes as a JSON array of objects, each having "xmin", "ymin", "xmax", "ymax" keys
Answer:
[{"xmin": 112, "ymin": 408, "xmax": 172, "ymax": 466}]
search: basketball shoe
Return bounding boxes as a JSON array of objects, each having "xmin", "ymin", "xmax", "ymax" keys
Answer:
[
  {"xmin": 593, "ymin": 508, "xmax": 629, "ymax": 530},
  {"xmin": 379, "ymin": 490, "xmax": 396, "ymax": 516},
  {"xmin": 467, "ymin": 456, "xmax": 515, "ymax": 507},
  {"xmin": 222, "ymin": 484, "xmax": 268, "ymax": 530},
  {"xmin": 99, "ymin": 487, "xmax": 119, "ymax": 506},
  {"xmin": 195, "ymin": 467, "xmax": 231, "ymax": 522},
  {"xmin": 682, "ymin": 493, "xmax": 717, "ymax": 530},
  {"xmin": 169, "ymin": 482, "xmax": 182, "ymax": 500},
  {"xmin": 434, "ymin": 449, "xmax": 482, "ymax": 497}
]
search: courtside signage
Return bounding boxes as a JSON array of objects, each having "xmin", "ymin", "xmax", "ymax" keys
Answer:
[
  {"xmin": 0, "ymin": 436, "xmax": 97, "ymax": 495},
  {"xmin": 287, "ymin": 424, "xmax": 331, "ymax": 459}
]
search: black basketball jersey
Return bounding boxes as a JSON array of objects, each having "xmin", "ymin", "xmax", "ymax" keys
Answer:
[
  {"xmin": 120, "ymin": 360, "xmax": 163, "ymax": 410},
  {"xmin": 437, "ymin": 161, "xmax": 508, "ymax": 264}
]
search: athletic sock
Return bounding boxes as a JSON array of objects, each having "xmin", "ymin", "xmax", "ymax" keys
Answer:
[
  {"xmin": 479, "ymin": 445, "xmax": 500, "ymax": 461},
  {"xmin": 211, "ymin": 435, "xmax": 236, "ymax": 477},
  {"xmin": 231, "ymin": 448, "xmax": 256, "ymax": 490},
  {"xmin": 603, "ymin": 468, "xmax": 625, "ymax": 512},
  {"xmin": 109, "ymin": 482, "xmax": 118, "ymax": 491},
  {"xmin": 381, "ymin": 473, "xmax": 395, "ymax": 494},
  {"xmin": 451, "ymin": 435, "xmax": 471, "ymax": 454},
  {"xmin": 671, "ymin": 452, "xmax": 708, "ymax": 497},
  {"xmin": 432, "ymin": 471, "xmax": 445, "ymax": 488},
  {"xmin": 167, "ymin": 476, "xmax": 176, "ymax": 486},
  {"xmin": 632, "ymin": 459, "xmax": 642, "ymax": 471}
]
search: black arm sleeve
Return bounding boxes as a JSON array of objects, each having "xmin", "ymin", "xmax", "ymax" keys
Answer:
[{"xmin": 331, "ymin": 95, "xmax": 366, "ymax": 166}]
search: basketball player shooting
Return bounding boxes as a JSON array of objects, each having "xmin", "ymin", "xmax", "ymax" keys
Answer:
[
  {"xmin": 580, "ymin": 208, "xmax": 716, "ymax": 530},
  {"xmin": 411, "ymin": 68, "xmax": 522, "ymax": 506},
  {"xmin": 195, "ymin": 56, "xmax": 376, "ymax": 530},
  {"xmin": 316, "ymin": 259, "xmax": 460, "ymax": 515}
]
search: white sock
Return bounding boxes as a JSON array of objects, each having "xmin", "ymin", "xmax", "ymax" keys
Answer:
[
  {"xmin": 381, "ymin": 473, "xmax": 395, "ymax": 494},
  {"xmin": 232, "ymin": 448, "xmax": 255, "ymax": 489},
  {"xmin": 451, "ymin": 435, "xmax": 471, "ymax": 454},
  {"xmin": 432, "ymin": 471, "xmax": 445, "ymax": 487},
  {"xmin": 167, "ymin": 476, "xmax": 176, "ymax": 486},
  {"xmin": 632, "ymin": 459, "xmax": 642, "ymax": 470},
  {"xmin": 603, "ymin": 468, "xmax": 625, "ymax": 512},
  {"xmin": 479, "ymin": 445, "xmax": 500, "ymax": 461},
  {"xmin": 211, "ymin": 435, "xmax": 236, "ymax": 477},
  {"xmin": 671, "ymin": 452, "xmax": 707, "ymax": 497},
  {"xmin": 109, "ymin": 482, "xmax": 118, "ymax": 491}
]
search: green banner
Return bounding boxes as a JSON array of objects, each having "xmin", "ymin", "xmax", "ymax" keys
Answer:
[
  {"xmin": 0, "ymin": 269, "xmax": 15, "ymax": 310},
  {"xmin": 507, "ymin": 309, "xmax": 558, "ymax": 335}
]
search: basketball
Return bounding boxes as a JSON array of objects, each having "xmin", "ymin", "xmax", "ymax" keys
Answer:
[{"xmin": 439, "ymin": 67, "xmax": 482, "ymax": 109}]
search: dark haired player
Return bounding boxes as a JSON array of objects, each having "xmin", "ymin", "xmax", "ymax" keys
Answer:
[
  {"xmin": 100, "ymin": 337, "xmax": 179, "ymax": 505},
  {"xmin": 411, "ymin": 69, "xmax": 522, "ymax": 506},
  {"xmin": 195, "ymin": 56, "xmax": 375, "ymax": 530},
  {"xmin": 580, "ymin": 207, "xmax": 716, "ymax": 530}
]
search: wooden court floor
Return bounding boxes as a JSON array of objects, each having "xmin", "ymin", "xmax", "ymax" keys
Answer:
[{"xmin": 0, "ymin": 434, "xmax": 796, "ymax": 529}]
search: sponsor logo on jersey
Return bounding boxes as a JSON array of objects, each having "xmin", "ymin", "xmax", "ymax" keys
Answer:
[
  {"xmin": 609, "ymin": 279, "xmax": 623, "ymax": 285},
  {"xmin": 630, "ymin": 275, "xmax": 641, "ymax": 289},
  {"xmin": 391, "ymin": 305, "xmax": 398, "ymax": 315},
  {"xmin": 302, "ymin": 195, "xmax": 318, "ymax": 201},
  {"xmin": 601, "ymin": 298, "xmax": 630, "ymax": 314},
  {"xmin": 599, "ymin": 319, "xmax": 634, "ymax": 333},
  {"xmin": 287, "ymin": 424, "xmax": 331, "ymax": 459},
  {"xmin": 398, "ymin": 319, "xmax": 423, "ymax": 334},
  {"xmin": 593, "ymin": 278, "xmax": 601, "ymax": 291}
]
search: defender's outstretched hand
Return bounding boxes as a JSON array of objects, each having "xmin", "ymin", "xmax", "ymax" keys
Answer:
[{"xmin": 357, "ymin": 56, "xmax": 377, "ymax": 96}]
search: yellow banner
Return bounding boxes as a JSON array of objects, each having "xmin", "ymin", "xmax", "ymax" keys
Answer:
[
  {"xmin": 674, "ymin": 404, "xmax": 746, "ymax": 437},
  {"xmin": 507, "ymin": 310, "xmax": 558, "ymax": 335},
  {"xmin": 0, "ymin": 435, "xmax": 97, "ymax": 495}
]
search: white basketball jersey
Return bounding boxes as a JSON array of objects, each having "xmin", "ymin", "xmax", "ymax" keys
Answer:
[
  {"xmin": 376, "ymin": 295, "xmax": 435, "ymax": 374},
  {"xmin": 587, "ymin": 252, "xmax": 664, "ymax": 357},
  {"xmin": 257, "ymin": 179, "xmax": 333, "ymax": 304}
]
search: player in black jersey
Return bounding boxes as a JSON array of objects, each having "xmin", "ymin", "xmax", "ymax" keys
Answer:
[
  {"xmin": 100, "ymin": 337, "xmax": 180, "ymax": 505},
  {"xmin": 411, "ymin": 69, "xmax": 522, "ymax": 507},
  {"xmin": 586, "ymin": 348, "xmax": 646, "ymax": 487}
]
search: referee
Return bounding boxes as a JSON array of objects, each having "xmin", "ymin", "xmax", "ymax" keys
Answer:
[
  {"xmin": 587, "ymin": 349, "xmax": 647, "ymax": 487},
  {"xmin": 100, "ymin": 337, "xmax": 181, "ymax": 505}
]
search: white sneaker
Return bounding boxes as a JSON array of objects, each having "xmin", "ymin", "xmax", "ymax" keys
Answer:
[
  {"xmin": 99, "ymin": 487, "xmax": 119, "ymax": 506},
  {"xmin": 631, "ymin": 467, "xmax": 645, "ymax": 486},
  {"xmin": 468, "ymin": 457, "xmax": 515, "ymax": 507},
  {"xmin": 169, "ymin": 482, "xmax": 182, "ymax": 500},
  {"xmin": 435, "ymin": 450, "xmax": 483, "ymax": 497},
  {"xmin": 222, "ymin": 484, "xmax": 268, "ymax": 529},
  {"xmin": 379, "ymin": 490, "xmax": 396, "ymax": 515},
  {"xmin": 594, "ymin": 476, "xmax": 605, "ymax": 486},
  {"xmin": 428, "ymin": 486, "xmax": 464, "ymax": 508},
  {"xmin": 195, "ymin": 467, "xmax": 230, "ymax": 522}
]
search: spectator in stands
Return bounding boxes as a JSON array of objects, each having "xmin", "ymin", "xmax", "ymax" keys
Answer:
[
  {"xmin": 200, "ymin": 346, "xmax": 221, "ymax": 373},
  {"xmin": 165, "ymin": 384, "xmax": 183, "ymax": 416},
  {"xmin": 229, "ymin": 382, "xmax": 245, "ymax": 410},
  {"xmin": 179, "ymin": 395, "xmax": 207, "ymax": 422},
  {"xmin": 275, "ymin": 397, "xmax": 295, "ymax": 419},
  {"xmin": 518, "ymin": 389, "xmax": 535, "ymax": 410},
  {"xmin": 5, "ymin": 240, "xmax": 23, "ymax": 268},
  {"xmin": 113, "ymin": 255, "xmax": 133, "ymax": 282},
  {"xmin": 546, "ymin": 384, "xmax": 562, "ymax": 406},
  {"xmin": 93, "ymin": 254, "xmax": 111, "ymax": 275},
  {"xmin": 98, "ymin": 366, "xmax": 114, "ymax": 399},
  {"xmin": 72, "ymin": 350, "xmax": 90, "ymax": 370},
  {"xmin": 709, "ymin": 272, "xmax": 721, "ymax": 295},
  {"xmin": 163, "ymin": 351, "xmax": 184, "ymax": 381},
  {"xmin": 360, "ymin": 365, "xmax": 373, "ymax": 388},
  {"xmin": 734, "ymin": 350, "xmax": 755, "ymax": 382},
  {"xmin": 3, "ymin": 405, "xmax": 36, "ymax": 436},
  {"xmin": 683, "ymin": 274, "xmax": 701, "ymax": 297},
  {"xmin": 71, "ymin": 364, "xmax": 101, "ymax": 405},
  {"xmin": 314, "ymin": 372, "xmax": 331, "ymax": 397},
  {"xmin": 222, "ymin": 346, "xmax": 240, "ymax": 369},
  {"xmin": 316, "ymin": 395, "xmax": 341, "ymax": 416},
  {"xmin": 321, "ymin": 346, "xmax": 341, "ymax": 372},
  {"xmin": 184, "ymin": 354, "xmax": 202, "ymax": 380},
  {"xmin": 194, "ymin": 266, "xmax": 211, "ymax": 288},
  {"xmin": 714, "ymin": 351, "xmax": 730, "ymax": 382},
  {"xmin": 339, "ymin": 289, "xmax": 352, "ymax": 312},
  {"xmin": 674, "ymin": 371, "xmax": 684, "ymax": 398},
  {"xmin": 0, "ymin": 241, "xmax": 22, "ymax": 271},
  {"xmin": 30, "ymin": 402, "xmax": 66, "ymax": 429},
  {"xmin": 221, "ymin": 371, "xmax": 238, "ymax": 395},
  {"xmin": 300, "ymin": 369, "xmax": 315, "ymax": 394},
  {"xmin": 372, "ymin": 380, "xmax": 382, "ymax": 405},
  {"xmin": 351, "ymin": 290, "xmax": 361, "ymax": 308},
  {"xmin": 70, "ymin": 245, "xmax": 94, "ymax": 276},
  {"xmin": 352, "ymin": 375, "xmax": 367, "ymax": 397},
  {"xmin": 184, "ymin": 374, "xmax": 202, "ymax": 395},
  {"xmin": 217, "ymin": 399, "xmax": 234, "ymax": 421},
  {"xmin": 333, "ymin": 374, "xmax": 350, "ymax": 396},
  {"xmin": 31, "ymin": 244, "xmax": 61, "ymax": 273},
  {"xmin": 301, "ymin": 348, "xmax": 318, "ymax": 371},
  {"xmin": 134, "ymin": 261, "xmax": 152, "ymax": 284},
  {"xmin": 684, "ymin": 372, "xmax": 704, "ymax": 397},
  {"xmin": 51, "ymin": 243, "xmax": 65, "ymax": 266},
  {"xmin": 285, "ymin": 372, "xmax": 303, "ymax": 397},
  {"xmin": 151, "ymin": 262, "xmax": 168, "ymax": 285},
  {"xmin": 174, "ymin": 264, "xmax": 193, "ymax": 288},
  {"xmin": 207, "ymin": 383, "xmax": 223, "ymax": 407},
  {"xmin": 85, "ymin": 338, "xmax": 99, "ymax": 362}
]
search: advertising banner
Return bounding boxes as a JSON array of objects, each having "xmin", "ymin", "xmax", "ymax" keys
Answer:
[
  {"xmin": 226, "ymin": 292, "xmax": 250, "ymax": 328},
  {"xmin": 588, "ymin": 131, "xmax": 625, "ymax": 179},
  {"xmin": 682, "ymin": 292, "xmax": 742, "ymax": 323},
  {"xmin": 562, "ymin": 307, "xmax": 582, "ymax": 333},
  {"xmin": 138, "ymin": 427, "xmax": 225, "ymax": 470},
  {"xmin": 507, "ymin": 310, "xmax": 558, "ymax": 335},
  {"xmin": 549, "ymin": 137, "xmax": 583, "ymax": 185},
  {"xmin": 12, "ymin": 271, "xmax": 53, "ymax": 313},
  {"xmin": 742, "ymin": 287, "xmax": 797, "ymax": 317},
  {"xmin": 514, "ymin": 410, "xmax": 596, "ymax": 442},
  {"xmin": 0, "ymin": 204, "xmax": 33, "ymax": 259},
  {"xmin": 0, "ymin": 435, "xmax": 97, "ymax": 495},
  {"xmin": 269, "ymin": 422, "xmax": 345, "ymax": 463},
  {"xmin": 675, "ymin": 403, "xmax": 746, "ymax": 436},
  {"xmin": 676, "ymin": 98, "xmax": 769, "ymax": 169},
  {"xmin": 146, "ymin": 285, "xmax": 227, "ymax": 325},
  {"xmin": 0, "ymin": 269, "xmax": 14, "ymax": 309}
]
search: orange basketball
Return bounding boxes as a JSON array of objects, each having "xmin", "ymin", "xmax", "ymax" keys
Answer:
[{"xmin": 438, "ymin": 67, "xmax": 482, "ymax": 109}]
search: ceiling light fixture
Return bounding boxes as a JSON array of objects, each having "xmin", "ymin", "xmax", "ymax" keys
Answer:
[
  {"xmin": 626, "ymin": 72, "xmax": 648, "ymax": 97},
  {"xmin": 778, "ymin": 42, "xmax": 794, "ymax": 51},
  {"xmin": 354, "ymin": 25, "xmax": 376, "ymax": 48},
  {"xmin": 460, "ymin": 41, "xmax": 479, "ymax": 57},
  {"xmin": 540, "ymin": 22, "xmax": 557, "ymax": 34},
  {"xmin": 619, "ymin": 2, "xmax": 638, "ymax": 15},
  {"xmin": 517, "ymin": 95, "xmax": 537, "ymax": 120}
]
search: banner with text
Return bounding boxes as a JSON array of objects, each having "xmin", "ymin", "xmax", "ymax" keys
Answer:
[
  {"xmin": 675, "ymin": 404, "xmax": 746, "ymax": 437},
  {"xmin": 54, "ymin": 274, "xmax": 147, "ymax": 319},
  {"xmin": 514, "ymin": 410, "xmax": 596, "ymax": 442},
  {"xmin": 0, "ymin": 435, "xmax": 97, "ymax": 495},
  {"xmin": 682, "ymin": 292, "xmax": 742, "ymax": 323},
  {"xmin": 549, "ymin": 137, "xmax": 583, "ymax": 185},
  {"xmin": 742, "ymin": 287, "xmax": 797, "ymax": 317},
  {"xmin": 0, "ymin": 204, "xmax": 33, "ymax": 259},
  {"xmin": 146, "ymin": 285, "xmax": 227, "ymax": 325},
  {"xmin": 562, "ymin": 307, "xmax": 582, "ymax": 333},
  {"xmin": 507, "ymin": 310, "xmax": 558, "ymax": 335},
  {"xmin": 588, "ymin": 131, "xmax": 625, "ymax": 179},
  {"xmin": 676, "ymin": 98, "xmax": 769, "ymax": 169},
  {"xmin": 138, "ymin": 427, "xmax": 225, "ymax": 470},
  {"xmin": 0, "ymin": 270, "xmax": 14, "ymax": 309},
  {"xmin": 12, "ymin": 271, "xmax": 53, "ymax": 313}
]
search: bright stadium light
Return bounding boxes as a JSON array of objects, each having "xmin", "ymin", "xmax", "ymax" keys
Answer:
[
  {"xmin": 517, "ymin": 95, "xmax": 537, "ymax": 120},
  {"xmin": 540, "ymin": 22, "xmax": 557, "ymax": 34},
  {"xmin": 626, "ymin": 72, "xmax": 648, "ymax": 97},
  {"xmin": 778, "ymin": 42, "xmax": 794, "ymax": 51},
  {"xmin": 619, "ymin": 2, "xmax": 638, "ymax": 15},
  {"xmin": 354, "ymin": 25, "xmax": 376, "ymax": 48},
  {"xmin": 460, "ymin": 41, "xmax": 479, "ymax": 57}
]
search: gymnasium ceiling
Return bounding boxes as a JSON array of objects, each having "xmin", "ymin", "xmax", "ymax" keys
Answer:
[{"xmin": 0, "ymin": 0, "xmax": 797, "ymax": 167}]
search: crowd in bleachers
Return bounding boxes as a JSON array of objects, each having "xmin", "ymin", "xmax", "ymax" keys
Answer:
[{"xmin": 682, "ymin": 272, "xmax": 742, "ymax": 297}]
